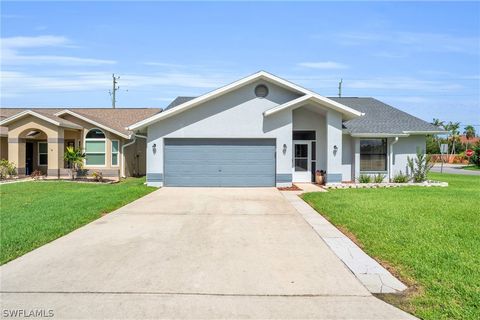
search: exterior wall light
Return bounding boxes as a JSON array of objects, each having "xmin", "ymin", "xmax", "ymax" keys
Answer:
[
  {"xmin": 152, "ymin": 143, "xmax": 157, "ymax": 154},
  {"xmin": 333, "ymin": 145, "xmax": 338, "ymax": 151},
  {"xmin": 283, "ymin": 143, "xmax": 287, "ymax": 154}
]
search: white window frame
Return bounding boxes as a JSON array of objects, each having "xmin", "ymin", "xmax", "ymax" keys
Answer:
[
  {"xmin": 84, "ymin": 128, "xmax": 106, "ymax": 167},
  {"xmin": 38, "ymin": 141, "xmax": 48, "ymax": 166},
  {"xmin": 111, "ymin": 140, "xmax": 119, "ymax": 167}
]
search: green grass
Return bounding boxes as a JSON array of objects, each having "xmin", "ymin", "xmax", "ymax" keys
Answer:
[
  {"xmin": 462, "ymin": 165, "xmax": 480, "ymax": 171},
  {"xmin": 0, "ymin": 178, "xmax": 156, "ymax": 265},
  {"xmin": 302, "ymin": 173, "xmax": 480, "ymax": 320}
]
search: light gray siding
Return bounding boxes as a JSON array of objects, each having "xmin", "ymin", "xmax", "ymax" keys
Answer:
[{"xmin": 164, "ymin": 138, "xmax": 275, "ymax": 187}]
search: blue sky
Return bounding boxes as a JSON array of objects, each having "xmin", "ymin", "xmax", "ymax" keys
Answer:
[{"xmin": 1, "ymin": 1, "xmax": 479, "ymax": 129}]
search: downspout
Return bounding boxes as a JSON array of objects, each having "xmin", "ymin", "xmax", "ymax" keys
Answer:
[
  {"xmin": 389, "ymin": 137, "xmax": 399, "ymax": 181},
  {"xmin": 121, "ymin": 134, "xmax": 148, "ymax": 178}
]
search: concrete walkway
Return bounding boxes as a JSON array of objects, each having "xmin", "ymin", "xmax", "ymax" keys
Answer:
[{"xmin": 0, "ymin": 188, "xmax": 415, "ymax": 319}]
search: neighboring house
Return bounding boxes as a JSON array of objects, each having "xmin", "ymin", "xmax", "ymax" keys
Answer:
[
  {"xmin": 0, "ymin": 108, "xmax": 161, "ymax": 178},
  {"xmin": 127, "ymin": 71, "xmax": 444, "ymax": 187}
]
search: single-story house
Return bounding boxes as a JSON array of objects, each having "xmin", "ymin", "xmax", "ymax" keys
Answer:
[
  {"xmin": 0, "ymin": 108, "xmax": 161, "ymax": 178},
  {"xmin": 127, "ymin": 71, "xmax": 444, "ymax": 187},
  {"xmin": 1, "ymin": 71, "xmax": 443, "ymax": 185}
]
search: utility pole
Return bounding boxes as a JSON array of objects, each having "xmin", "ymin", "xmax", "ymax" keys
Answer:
[
  {"xmin": 109, "ymin": 74, "xmax": 120, "ymax": 108},
  {"xmin": 338, "ymin": 79, "xmax": 343, "ymax": 98}
]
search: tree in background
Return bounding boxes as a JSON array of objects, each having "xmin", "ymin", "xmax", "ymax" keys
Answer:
[
  {"xmin": 463, "ymin": 125, "xmax": 477, "ymax": 148},
  {"xmin": 444, "ymin": 121, "xmax": 461, "ymax": 156}
]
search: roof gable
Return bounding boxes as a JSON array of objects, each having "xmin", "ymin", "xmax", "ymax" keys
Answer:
[
  {"xmin": 0, "ymin": 110, "xmax": 82, "ymax": 130},
  {"xmin": 128, "ymin": 71, "xmax": 363, "ymax": 130}
]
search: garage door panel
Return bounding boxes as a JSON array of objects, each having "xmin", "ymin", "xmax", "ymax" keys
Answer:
[{"xmin": 164, "ymin": 138, "xmax": 276, "ymax": 187}]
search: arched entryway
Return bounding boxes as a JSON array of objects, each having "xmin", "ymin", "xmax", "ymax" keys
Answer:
[{"xmin": 17, "ymin": 128, "xmax": 49, "ymax": 176}]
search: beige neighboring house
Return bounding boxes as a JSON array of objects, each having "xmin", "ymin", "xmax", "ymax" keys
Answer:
[{"xmin": 0, "ymin": 108, "xmax": 161, "ymax": 179}]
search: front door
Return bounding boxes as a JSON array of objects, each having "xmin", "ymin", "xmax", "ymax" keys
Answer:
[
  {"xmin": 25, "ymin": 142, "xmax": 34, "ymax": 175},
  {"xmin": 293, "ymin": 141, "xmax": 310, "ymax": 182}
]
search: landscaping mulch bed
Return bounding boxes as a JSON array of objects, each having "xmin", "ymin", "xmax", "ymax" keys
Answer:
[{"xmin": 277, "ymin": 184, "xmax": 303, "ymax": 191}]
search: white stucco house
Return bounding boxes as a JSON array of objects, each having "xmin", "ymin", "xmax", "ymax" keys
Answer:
[{"xmin": 128, "ymin": 71, "xmax": 443, "ymax": 187}]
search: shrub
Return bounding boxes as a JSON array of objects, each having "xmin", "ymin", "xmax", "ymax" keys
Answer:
[
  {"xmin": 407, "ymin": 151, "xmax": 433, "ymax": 182},
  {"xmin": 31, "ymin": 170, "xmax": 43, "ymax": 180},
  {"xmin": 92, "ymin": 171, "xmax": 103, "ymax": 182},
  {"xmin": 393, "ymin": 171, "xmax": 410, "ymax": 183},
  {"xmin": 469, "ymin": 146, "xmax": 480, "ymax": 167},
  {"xmin": 64, "ymin": 147, "xmax": 85, "ymax": 180},
  {"xmin": 358, "ymin": 174, "xmax": 372, "ymax": 183},
  {"xmin": 0, "ymin": 159, "xmax": 17, "ymax": 180},
  {"xmin": 373, "ymin": 173, "xmax": 385, "ymax": 183}
]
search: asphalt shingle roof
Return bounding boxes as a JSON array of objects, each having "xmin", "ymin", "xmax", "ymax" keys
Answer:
[
  {"xmin": 329, "ymin": 97, "xmax": 442, "ymax": 134},
  {"xmin": 0, "ymin": 108, "xmax": 162, "ymax": 137},
  {"xmin": 164, "ymin": 96, "xmax": 197, "ymax": 110}
]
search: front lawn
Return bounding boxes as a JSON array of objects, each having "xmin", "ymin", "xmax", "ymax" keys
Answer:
[
  {"xmin": 302, "ymin": 173, "xmax": 479, "ymax": 320},
  {"xmin": 462, "ymin": 165, "xmax": 480, "ymax": 171},
  {"xmin": 0, "ymin": 178, "xmax": 156, "ymax": 265}
]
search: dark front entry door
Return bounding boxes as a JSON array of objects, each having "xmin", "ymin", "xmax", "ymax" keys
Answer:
[{"xmin": 26, "ymin": 142, "xmax": 34, "ymax": 175}]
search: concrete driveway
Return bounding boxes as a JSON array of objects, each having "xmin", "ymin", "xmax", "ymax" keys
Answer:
[{"xmin": 1, "ymin": 188, "xmax": 414, "ymax": 319}]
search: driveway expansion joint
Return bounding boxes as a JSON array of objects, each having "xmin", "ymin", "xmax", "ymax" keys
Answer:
[{"xmin": 281, "ymin": 191, "xmax": 408, "ymax": 294}]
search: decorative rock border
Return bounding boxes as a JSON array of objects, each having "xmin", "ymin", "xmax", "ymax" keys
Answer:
[{"xmin": 324, "ymin": 180, "xmax": 448, "ymax": 189}]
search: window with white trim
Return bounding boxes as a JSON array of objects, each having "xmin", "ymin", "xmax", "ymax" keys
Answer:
[
  {"xmin": 360, "ymin": 139, "xmax": 387, "ymax": 171},
  {"xmin": 38, "ymin": 142, "xmax": 48, "ymax": 166},
  {"xmin": 85, "ymin": 129, "xmax": 106, "ymax": 166},
  {"xmin": 111, "ymin": 140, "xmax": 119, "ymax": 166}
]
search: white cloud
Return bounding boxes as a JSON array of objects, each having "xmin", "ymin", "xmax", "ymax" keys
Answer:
[
  {"xmin": 346, "ymin": 77, "xmax": 463, "ymax": 91},
  {"xmin": 298, "ymin": 61, "xmax": 348, "ymax": 69},
  {"xmin": 2, "ymin": 35, "xmax": 69, "ymax": 48},
  {"xmin": 1, "ymin": 71, "xmax": 232, "ymax": 94},
  {"xmin": 1, "ymin": 35, "xmax": 116, "ymax": 66},
  {"xmin": 334, "ymin": 31, "xmax": 480, "ymax": 54}
]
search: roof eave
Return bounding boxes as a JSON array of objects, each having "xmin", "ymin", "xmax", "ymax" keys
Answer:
[{"xmin": 55, "ymin": 110, "xmax": 130, "ymax": 139}]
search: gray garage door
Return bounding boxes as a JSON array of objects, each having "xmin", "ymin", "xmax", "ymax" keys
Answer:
[{"xmin": 164, "ymin": 138, "xmax": 276, "ymax": 187}]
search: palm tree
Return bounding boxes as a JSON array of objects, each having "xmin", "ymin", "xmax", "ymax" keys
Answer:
[
  {"xmin": 64, "ymin": 146, "xmax": 85, "ymax": 180},
  {"xmin": 432, "ymin": 118, "xmax": 445, "ymax": 129},
  {"xmin": 444, "ymin": 121, "xmax": 461, "ymax": 157},
  {"xmin": 463, "ymin": 125, "xmax": 476, "ymax": 148}
]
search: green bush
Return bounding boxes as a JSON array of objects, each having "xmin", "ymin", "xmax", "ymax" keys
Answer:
[
  {"xmin": 373, "ymin": 173, "xmax": 385, "ymax": 183},
  {"xmin": 358, "ymin": 174, "xmax": 372, "ymax": 183},
  {"xmin": 393, "ymin": 171, "xmax": 410, "ymax": 183},
  {"xmin": 469, "ymin": 146, "xmax": 480, "ymax": 167},
  {"xmin": 0, "ymin": 159, "xmax": 17, "ymax": 180},
  {"xmin": 407, "ymin": 152, "xmax": 433, "ymax": 182}
]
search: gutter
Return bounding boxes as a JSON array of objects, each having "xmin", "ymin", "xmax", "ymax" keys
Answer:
[
  {"xmin": 121, "ymin": 134, "xmax": 148, "ymax": 178},
  {"xmin": 389, "ymin": 137, "xmax": 399, "ymax": 182}
]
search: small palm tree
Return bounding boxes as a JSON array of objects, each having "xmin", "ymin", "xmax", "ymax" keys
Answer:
[
  {"xmin": 464, "ymin": 125, "xmax": 476, "ymax": 148},
  {"xmin": 64, "ymin": 146, "xmax": 85, "ymax": 180}
]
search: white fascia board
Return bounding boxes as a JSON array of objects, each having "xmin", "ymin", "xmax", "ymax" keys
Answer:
[
  {"xmin": 403, "ymin": 130, "xmax": 448, "ymax": 135},
  {"xmin": 55, "ymin": 110, "xmax": 130, "ymax": 138},
  {"xmin": 128, "ymin": 72, "xmax": 269, "ymax": 130},
  {"xmin": 0, "ymin": 110, "xmax": 60, "ymax": 127},
  {"xmin": 128, "ymin": 71, "xmax": 363, "ymax": 130},
  {"xmin": 350, "ymin": 133, "xmax": 410, "ymax": 137},
  {"xmin": 263, "ymin": 95, "xmax": 312, "ymax": 116}
]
